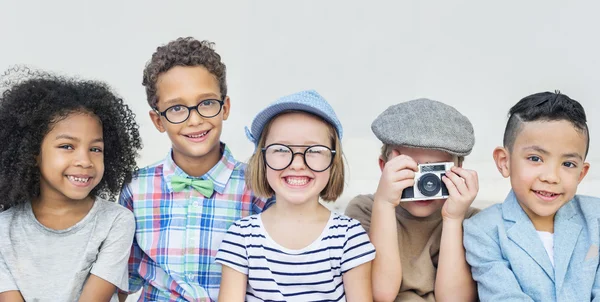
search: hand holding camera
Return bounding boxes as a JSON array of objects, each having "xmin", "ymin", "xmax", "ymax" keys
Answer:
[
  {"xmin": 400, "ymin": 162, "xmax": 455, "ymax": 201},
  {"xmin": 440, "ymin": 166, "xmax": 479, "ymax": 221},
  {"xmin": 374, "ymin": 150, "xmax": 418, "ymax": 207}
]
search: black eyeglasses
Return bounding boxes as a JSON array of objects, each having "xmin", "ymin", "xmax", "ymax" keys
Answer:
[
  {"xmin": 262, "ymin": 144, "xmax": 336, "ymax": 172},
  {"xmin": 154, "ymin": 99, "xmax": 224, "ymax": 124}
]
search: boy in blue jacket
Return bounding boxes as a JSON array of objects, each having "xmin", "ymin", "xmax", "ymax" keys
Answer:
[{"xmin": 464, "ymin": 91, "xmax": 599, "ymax": 301}]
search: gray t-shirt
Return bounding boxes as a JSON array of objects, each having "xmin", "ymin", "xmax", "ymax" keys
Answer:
[{"xmin": 0, "ymin": 198, "xmax": 135, "ymax": 301}]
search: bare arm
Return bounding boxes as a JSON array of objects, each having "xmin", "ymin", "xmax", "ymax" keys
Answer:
[
  {"xmin": 435, "ymin": 218, "xmax": 477, "ymax": 302},
  {"xmin": 79, "ymin": 274, "xmax": 116, "ymax": 302},
  {"xmin": 370, "ymin": 198, "xmax": 402, "ymax": 301},
  {"xmin": 435, "ymin": 166, "xmax": 479, "ymax": 302},
  {"xmin": 343, "ymin": 262, "xmax": 373, "ymax": 302},
  {"xmin": 0, "ymin": 291, "xmax": 24, "ymax": 302},
  {"xmin": 371, "ymin": 152, "xmax": 417, "ymax": 302},
  {"xmin": 117, "ymin": 292, "xmax": 128, "ymax": 302},
  {"xmin": 218, "ymin": 266, "xmax": 247, "ymax": 302}
]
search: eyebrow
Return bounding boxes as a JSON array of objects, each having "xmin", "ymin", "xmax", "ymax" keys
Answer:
[
  {"xmin": 272, "ymin": 141, "xmax": 328, "ymax": 146},
  {"xmin": 523, "ymin": 145, "xmax": 583, "ymax": 161},
  {"xmin": 163, "ymin": 93, "xmax": 221, "ymax": 106},
  {"xmin": 55, "ymin": 134, "xmax": 103, "ymax": 143}
]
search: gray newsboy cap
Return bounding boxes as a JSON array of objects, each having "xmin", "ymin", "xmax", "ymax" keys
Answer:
[{"xmin": 371, "ymin": 98, "xmax": 475, "ymax": 156}]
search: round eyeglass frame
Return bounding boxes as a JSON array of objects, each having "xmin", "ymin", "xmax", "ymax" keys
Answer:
[
  {"xmin": 154, "ymin": 99, "xmax": 225, "ymax": 124},
  {"xmin": 261, "ymin": 143, "xmax": 336, "ymax": 172}
]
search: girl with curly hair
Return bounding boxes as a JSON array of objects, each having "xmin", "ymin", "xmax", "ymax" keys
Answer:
[{"xmin": 0, "ymin": 68, "xmax": 142, "ymax": 302}]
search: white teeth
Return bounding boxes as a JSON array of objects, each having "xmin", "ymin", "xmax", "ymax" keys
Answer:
[
  {"xmin": 68, "ymin": 176, "xmax": 90, "ymax": 183},
  {"xmin": 536, "ymin": 191, "xmax": 556, "ymax": 197},
  {"xmin": 285, "ymin": 177, "xmax": 309, "ymax": 186},
  {"xmin": 187, "ymin": 131, "xmax": 208, "ymax": 138}
]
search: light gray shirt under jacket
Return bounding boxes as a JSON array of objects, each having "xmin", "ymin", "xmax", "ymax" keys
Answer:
[{"xmin": 0, "ymin": 198, "xmax": 135, "ymax": 302}]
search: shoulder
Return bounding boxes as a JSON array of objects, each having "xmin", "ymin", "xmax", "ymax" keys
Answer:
[
  {"xmin": 0, "ymin": 203, "xmax": 26, "ymax": 224},
  {"xmin": 121, "ymin": 160, "xmax": 168, "ymax": 200},
  {"xmin": 229, "ymin": 214, "xmax": 261, "ymax": 231},
  {"xmin": 0, "ymin": 204, "xmax": 29, "ymax": 246},
  {"xmin": 95, "ymin": 198, "xmax": 135, "ymax": 226},
  {"xmin": 129, "ymin": 160, "xmax": 166, "ymax": 183},
  {"xmin": 0, "ymin": 206, "xmax": 19, "ymax": 233},
  {"xmin": 465, "ymin": 206, "xmax": 482, "ymax": 218},
  {"xmin": 345, "ymin": 194, "xmax": 374, "ymax": 215},
  {"xmin": 463, "ymin": 202, "xmax": 503, "ymax": 230},
  {"xmin": 332, "ymin": 213, "xmax": 366, "ymax": 233},
  {"xmin": 572, "ymin": 194, "xmax": 600, "ymax": 217}
]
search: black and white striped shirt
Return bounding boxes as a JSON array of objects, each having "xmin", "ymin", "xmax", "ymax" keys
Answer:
[{"xmin": 215, "ymin": 212, "xmax": 375, "ymax": 301}]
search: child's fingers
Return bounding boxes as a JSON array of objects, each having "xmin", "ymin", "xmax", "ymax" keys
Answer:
[
  {"xmin": 389, "ymin": 169, "xmax": 416, "ymax": 182},
  {"xmin": 450, "ymin": 167, "xmax": 479, "ymax": 193},
  {"xmin": 442, "ymin": 175, "xmax": 460, "ymax": 198},
  {"xmin": 444, "ymin": 170, "xmax": 468, "ymax": 195},
  {"xmin": 386, "ymin": 154, "xmax": 418, "ymax": 172},
  {"xmin": 394, "ymin": 178, "xmax": 415, "ymax": 193},
  {"xmin": 453, "ymin": 167, "xmax": 479, "ymax": 192}
]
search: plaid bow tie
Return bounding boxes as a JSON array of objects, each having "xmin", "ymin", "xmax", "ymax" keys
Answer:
[{"xmin": 171, "ymin": 175, "xmax": 214, "ymax": 198}]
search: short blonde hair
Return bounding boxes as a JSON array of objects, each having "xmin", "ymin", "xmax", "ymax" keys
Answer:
[
  {"xmin": 246, "ymin": 112, "xmax": 345, "ymax": 202},
  {"xmin": 380, "ymin": 144, "xmax": 465, "ymax": 167}
]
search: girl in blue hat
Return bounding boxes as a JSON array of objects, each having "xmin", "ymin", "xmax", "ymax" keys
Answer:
[{"xmin": 216, "ymin": 90, "xmax": 375, "ymax": 301}]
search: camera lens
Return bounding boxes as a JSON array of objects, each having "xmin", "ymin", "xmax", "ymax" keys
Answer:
[{"xmin": 417, "ymin": 173, "xmax": 441, "ymax": 197}]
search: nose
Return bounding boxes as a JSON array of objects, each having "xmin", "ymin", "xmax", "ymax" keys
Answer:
[
  {"xmin": 289, "ymin": 152, "xmax": 306, "ymax": 170},
  {"xmin": 186, "ymin": 108, "xmax": 205, "ymax": 126},
  {"xmin": 540, "ymin": 164, "xmax": 560, "ymax": 184},
  {"xmin": 74, "ymin": 150, "xmax": 93, "ymax": 168}
]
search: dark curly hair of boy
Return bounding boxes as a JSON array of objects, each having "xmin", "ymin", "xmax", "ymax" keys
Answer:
[
  {"xmin": 142, "ymin": 37, "xmax": 227, "ymax": 109},
  {"xmin": 0, "ymin": 68, "xmax": 142, "ymax": 210}
]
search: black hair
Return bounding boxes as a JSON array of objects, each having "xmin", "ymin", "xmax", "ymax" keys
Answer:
[
  {"xmin": 0, "ymin": 67, "xmax": 142, "ymax": 210},
  {"xmin": 142, "ymin": 37, "xmax": 227, "ymax": 108},
  {"xmin": 503, "ymin": 91, "xmax": 589, "ymax": 156}
]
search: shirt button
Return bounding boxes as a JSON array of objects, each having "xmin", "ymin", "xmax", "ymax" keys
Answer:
[
  {"xmin": 193, "ymin": 201, "xmax": 199, "ymax": 207},
  {"xmin": 188, "ymin": 274, "xmax": 195, "ymax": 280}
]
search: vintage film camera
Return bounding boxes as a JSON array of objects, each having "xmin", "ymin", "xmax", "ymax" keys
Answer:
[{"xmin": 400, "ymin": 162, "xmax": 454, "ymax": 202}]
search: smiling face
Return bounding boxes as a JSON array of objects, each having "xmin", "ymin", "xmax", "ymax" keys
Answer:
[
  {"xmin": 264, "ymin": 112, "xmax": 333, "ymax": 206},
  {"xmin": 37, "ymin": 113, "xmax": 104, "ymax": 203},
  {"xmin": 494, "ymin": 120, "xmax": 590, "ymax": 229},
  {"xmin": 149, "ymin": 65, "xmax": 230, "ymax": 171}
]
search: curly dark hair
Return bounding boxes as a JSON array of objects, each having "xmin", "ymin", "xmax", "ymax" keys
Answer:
[
  {"xmin": 0, "ymin": 68, "xmax": 142, "ymax": 210},
  {"xmin": 142, "ymin": 37, "xmax": 227, "ymax": 108}
]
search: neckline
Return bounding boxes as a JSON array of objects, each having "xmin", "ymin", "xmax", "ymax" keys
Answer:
[
  {"xmin": 163, "ymin": 142, "xmax": 234, "ymax": 194},
  {"xmin": 26, "ymin": 198, "xmax": 101, "ymax": 234},
  {"xmin": 257, "ymin": 211, "xmax": 335, "ymax": 254}
]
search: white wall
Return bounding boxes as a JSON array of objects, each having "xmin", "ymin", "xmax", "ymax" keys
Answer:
[{"xmin": 2, "ymin": 0, "xmax": 599, "ymax": 213}]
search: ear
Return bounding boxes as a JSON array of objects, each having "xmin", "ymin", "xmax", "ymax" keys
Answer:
[
  {"xmin": 378, "ymin": 156, "xmax": 386, "ymax": 171},
  {"xmin": 221, "ymin": 96, "xmax": 231, "ymax": 121},
  {"xmin": 493, "ymin": 146, "xmax": 510, "ymax": 178},
  {"xmin": 577, "ymin": 162, "xmax": 591, "ymax": 183},
  {"xmin": 379, "ymin": 149, "xmax": 399, "ymax": 171},
  {"xmin": 149, "ymin": 110, "xmax": 166, "ymax": 133}
]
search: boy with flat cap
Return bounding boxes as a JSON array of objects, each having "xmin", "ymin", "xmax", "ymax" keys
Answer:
[{"xmin": 345, "ymin": 98, "xmax": 480, "ymax": 302}]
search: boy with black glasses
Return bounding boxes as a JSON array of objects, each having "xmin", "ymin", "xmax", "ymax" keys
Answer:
[{"xmin": 118, "ymin": 37, "xmax": 273, "ymax": 301}]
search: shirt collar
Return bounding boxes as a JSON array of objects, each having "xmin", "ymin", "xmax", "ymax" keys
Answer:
[{"xmin": 162, "ymin": 143, "xmax": 237, "ymax": 194}]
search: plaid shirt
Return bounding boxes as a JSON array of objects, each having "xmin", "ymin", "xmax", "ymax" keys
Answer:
[{"xmin": 119, "ymin": 144, "xmax": 273, "ymax": 301}]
